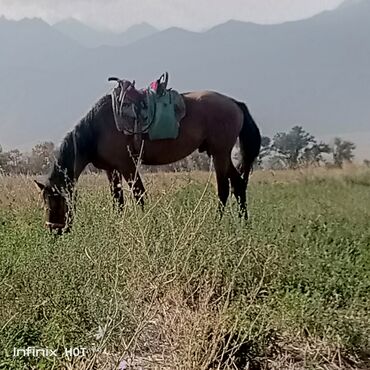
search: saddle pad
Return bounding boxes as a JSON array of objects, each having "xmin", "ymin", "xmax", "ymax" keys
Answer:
[{"xmin": 147, "ymin": 89, "xmax": 181, "ymax": 141}]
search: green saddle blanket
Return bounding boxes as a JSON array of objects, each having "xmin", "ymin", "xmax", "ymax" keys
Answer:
[{"xmin": 143, "ymin": 88, "xmax": 185, "ymax": 141}]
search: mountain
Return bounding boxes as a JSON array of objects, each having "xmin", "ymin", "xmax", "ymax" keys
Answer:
[
  {"xmin": 53, "ymin": 18, "xmax": 114, "ymax": 48},
  {"xmin": 0, "ymin": 17, "xmax": 82, "ymax": 68},
  {"xmin": 53, "ymin": 19, "xmax": 158, "ymax": 47},
  {"xmin": 0, "ymin": 17, "xmax": 102, "ymax": 148},
  {"xmin": 118, "ymin": 23, "xmax": 159, "ymax": 46},
  {"xmin": 0, "ymin": 1, "xmax": 369, "ymax": 159},
  {"xmin": 339, "ymin": 0, "xmax": 367, "ymax": 9}
]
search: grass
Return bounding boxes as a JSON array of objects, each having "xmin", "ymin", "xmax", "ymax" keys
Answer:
[{"xmin": 0, "ymin": 166, "xmax": 370, "ymax": 369}]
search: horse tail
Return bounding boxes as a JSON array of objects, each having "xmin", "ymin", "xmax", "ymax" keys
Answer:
[{"xmin": 235, "ymin": 101, "xmax": 261, "ymax": 178}]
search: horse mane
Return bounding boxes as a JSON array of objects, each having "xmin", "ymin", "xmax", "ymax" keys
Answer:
[{"xmin": 49, "ymin": 94, "xmax": 111, "ymax": 187}]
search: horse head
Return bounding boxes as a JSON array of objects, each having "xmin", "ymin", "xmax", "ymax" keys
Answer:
[{"xmin": 34, "ymin": 178, "xmax": 74, "ymax": 235}]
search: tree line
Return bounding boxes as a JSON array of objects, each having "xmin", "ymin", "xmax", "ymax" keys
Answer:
[
  {"xmin": 0, "ymin": 126, "xmax": 367, "ymax": 175},
  {"xmin": 0, "ymin": 142, "xmax": 56, "ymax": 175},
  {"xmin": 257, "ymin": 126, "xmax": 358, "ymax": 169}
]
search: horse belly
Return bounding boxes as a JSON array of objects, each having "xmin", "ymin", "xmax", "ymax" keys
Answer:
[
  {"xmin": 143, "ymin": 113, "xmax": 204, "ymax": 164},
  {"xmin": 142, "ymin": 136, "xmax": 203, "ymax": 166}
]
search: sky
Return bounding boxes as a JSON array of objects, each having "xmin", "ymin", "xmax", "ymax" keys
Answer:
[{"xmin": 0, "ymin": 0, "xmax": 345, "ymax": 31}]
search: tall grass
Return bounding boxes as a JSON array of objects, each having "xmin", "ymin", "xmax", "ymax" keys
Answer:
[{"xmin": 0, "ymin": 167, "xmax": 370, "ymax": 369}]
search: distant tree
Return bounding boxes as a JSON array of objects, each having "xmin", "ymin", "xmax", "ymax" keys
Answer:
[
  {"xmin": 165, "ymin": 152, "xmax": 210, "ymax": 172},
  {"xmin": 272, "ymin": 126, "xmax": 317, "ymax": 168},
  {"xmin": 190, "ymin": 151, "xmax": 211, "ymax": 171},
  {"xmin": 6, "ymin": 149, "xmax": 22, "ymax": 167},
  {"xmin": 1, "ymin": 149, "xmax": 28, "ymax": 174},
  {"xmin": 332, "ymin": 138, "xmax": 356, "ymax": 168},
  {"xmin": 301, "ymin": 142, "xmax": 332, "ymax": 166},
  {"xmin": 29, "ymin": 141, "xmax": 56, "ymax": 174},
  {"xmin": 266, "ymin": 155, "xmax": 285, "ymax": 170},
  {"xmin": 0, "ymin": 145, "xmax": 5, "ymax": 172},
  {"xmin": 261, "ymin": 136, "xmax": 271, "ymax": 150},
  {"xmin": 364, "ymin": 159, "xmax": 370, "ymax": 168},
  {"xmin": 257, "ymin": 136, "xmax": 272, "ymax": 166}
]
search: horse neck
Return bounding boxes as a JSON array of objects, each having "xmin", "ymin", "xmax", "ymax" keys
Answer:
[
  {"xmin": 49, "ymin": 131, "xmax": 89, "ymax": 191},
  {"xmin": 49, "ymin": 94, "xmax": 109, "ymax": 190}
]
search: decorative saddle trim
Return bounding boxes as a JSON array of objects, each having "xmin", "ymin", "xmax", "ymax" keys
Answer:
[{"xmin": 109, "ymin": 73, "xmax": 186, "ymax": 141}]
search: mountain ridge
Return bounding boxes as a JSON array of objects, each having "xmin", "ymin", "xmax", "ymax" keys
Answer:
[
  {"xmin": 53, "ymin": 18, "xmax": 159, "ymax": 47},
  {"xmin": 0, "ymin": 0, "xmax": 369, "ymax": 158}
]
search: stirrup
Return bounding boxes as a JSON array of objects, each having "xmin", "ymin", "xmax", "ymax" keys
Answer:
[
  {"xmin": 157, "ymin": 72, "xmax": 169, "ymax": 96},
  {"xmin": 159, "ymin": 72, "xmax": 168, "ymax": 86}
]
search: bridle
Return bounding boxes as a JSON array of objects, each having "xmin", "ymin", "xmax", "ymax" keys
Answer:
[
  {"xmin": 44, "ymin": 187, "xmax": 69, "ymax": 230},
  {"xmin": 45, "ymin": 221, "xmax": 65, "ymax": 229}
]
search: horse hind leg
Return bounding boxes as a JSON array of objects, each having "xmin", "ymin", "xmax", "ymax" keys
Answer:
[
  {"xmin": 213, "ymin": 154, "xmax": 231, "ymax": 217},
  {"xmin": 229, "ymin": 162, "xmax": 248, "ymax": 220}
]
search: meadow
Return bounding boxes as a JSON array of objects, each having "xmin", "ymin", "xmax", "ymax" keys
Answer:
[{"xmin": 0, "ymin": 167, "xmax": 369, "ymax": 369}]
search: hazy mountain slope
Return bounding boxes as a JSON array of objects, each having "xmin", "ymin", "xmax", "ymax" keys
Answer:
[
  {"xmin": 53, "ymin": 19, "xmax": 158, "ymax": 47},
  {"xmin": 98, "ymin": 0, "xmax": 370, "ymax": 137},
  {"xmin": 0, "ymin": 0, "xmax": 369, "ymax": 158},
  {"xmin": 0, "ymin": 17, "xmax": 83, "ymax": 69},
  {"xmin": 0, "ymin": 17, "xmax": 105, "ymax": 148},
  {"xmin": 117, "ymin": 23, "xmax": 159, "ymax": 46},
  {"xmin": 53, "ymin": 18, "xmax": 114, "ymax": 48}
]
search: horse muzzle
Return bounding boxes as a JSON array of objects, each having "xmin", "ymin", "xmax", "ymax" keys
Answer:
[
  {"xmin": 45, "ymin": 221, "xmax": 66, "ymax": 235},
  {"xmin": 45, "ymin": 221, "xmax": 65, "ymax": 229}
]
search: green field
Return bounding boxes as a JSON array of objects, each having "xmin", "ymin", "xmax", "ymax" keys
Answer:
[{"xmin": 1, "ymin": 168, "xmax": 370, "ymax": 370}]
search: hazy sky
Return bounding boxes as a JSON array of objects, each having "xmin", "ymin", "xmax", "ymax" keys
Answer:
[{"xmin": 0, "ymin": 0, "xmax": 345, "ymax": 31}]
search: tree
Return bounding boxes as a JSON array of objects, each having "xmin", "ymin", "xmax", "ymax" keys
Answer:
[
  {"xmin": 2, "ymin": 149, "xmax": 28, "ymax": 174},
  {"xmin": 0, "ymin": 145, "xmax": 6, "ymax": 174},
  {"xmin": 332, "ymin": 138, "xmax": 356, "ymax": 168},
  {"xmin": 272, "ymin": 126, "xmax": 317, "ymax": 168},
  {"xmin": 0, "ymin": 145, "xmax": 5, "ymax": 172},
  {"xmin": 29, "ymin": 142, "xmax": 56, "ymax": 174},
  {"xmin": 301, "ymin": 142, "xmax": 331, "ymax": 166},
  {"xmin": 257, "ymin": 136, "xmax": 272, "ymax": 166},
  {"xmin": 266, "ymin": 155, "xmax": 286, "ymax": 170}
]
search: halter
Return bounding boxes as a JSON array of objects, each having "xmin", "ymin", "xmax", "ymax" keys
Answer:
[
  {"xmin": 45, "ymin": 221, "xmax": 65, "ymax": 229},
  {"xmin": 44, "ymin": 181, "xmax": 71, "ymax": 231}
]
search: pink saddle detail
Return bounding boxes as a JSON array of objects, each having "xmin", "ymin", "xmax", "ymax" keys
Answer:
[{"xmin": 150, "ymin": 80, "xmax": 159, "ymax": 92}]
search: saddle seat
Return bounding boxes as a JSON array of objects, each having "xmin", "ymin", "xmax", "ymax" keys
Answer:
[{"xmin": 110, "ymin": 73, "xmax": 186, "ymax": 141}]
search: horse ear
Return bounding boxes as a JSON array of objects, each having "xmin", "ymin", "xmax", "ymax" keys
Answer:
[{"xmin": 34, "ymin": 180, "xmax": 45, "ymax": 191}]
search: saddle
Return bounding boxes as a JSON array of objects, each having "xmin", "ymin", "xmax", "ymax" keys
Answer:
[
  {"xmin": 149, "ymin": 72, "xmax": 169, "ymax": 97},
  {"xmin": 109, "ymin": 73, "xmax": 186, "ymax": 156}
]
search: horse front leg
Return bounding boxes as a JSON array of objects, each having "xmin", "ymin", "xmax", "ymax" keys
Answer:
[
  {"xmin": 106, "ymin": 169, "xmax": 124, "ymax": 211},
  {"xmin": 119, "ymin": 160, "xmax": 145, "ymax": 210}
]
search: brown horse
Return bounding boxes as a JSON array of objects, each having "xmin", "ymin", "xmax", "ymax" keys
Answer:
[{"xmin": 35, "ymin": 88, "xmax": 261, "ymax": 234}]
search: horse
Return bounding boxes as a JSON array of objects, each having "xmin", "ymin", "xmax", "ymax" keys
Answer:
[{"xmin": 34, "ymin": 84, "xmax": 261, "ymax": 234}]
